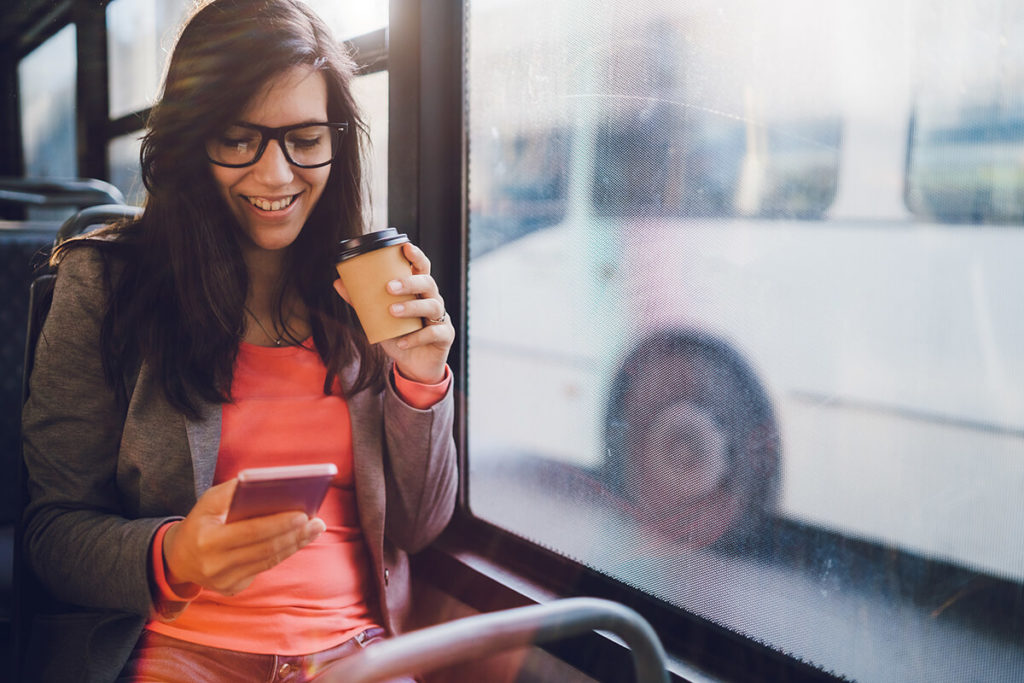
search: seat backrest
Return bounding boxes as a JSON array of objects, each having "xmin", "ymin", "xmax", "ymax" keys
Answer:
[
  {"xmin": 11, "ymin": 204, "xmax": 141, "ymax": 680},
  {"xmin": 0, "ymin": 228, "xmax": 56, "ymax": 525},
  {"xmin": 0, "ymin": 177, "xmax": 126, "ymax": 210},
  {"xmin": 11, "ymin": 273, "xmax": 56, "ymax": 676}
]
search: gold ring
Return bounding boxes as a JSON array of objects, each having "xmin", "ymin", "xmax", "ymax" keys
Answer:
[{"xmin": 426, "ymin": 311, "xmax": 448, "ymax": 325}]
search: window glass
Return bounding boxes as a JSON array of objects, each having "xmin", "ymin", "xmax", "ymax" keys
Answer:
[
  {"xmin": 350, "ymin": 70, "xmax": 389, "ymax": 231},
  {"xmin": 108, "ymin": 132, "xmax": 146, "ymax": 206},
  {"xmin": 906, "ymin": 5, "xmax": 1024, "ymax": 224},
  {"xmin": 302, "ymin": 0, "xmax": 387, "ymax": 41},
  {"xmin": 19, "ymin": 24, "xmax": 77, "ymax": 221},
  {"xmin": 466, "ymin": 1, "xmax": 1024, "ymax": 681},
  {"xmin": 19, "ymin": 24, "xmax": 77, "ymax": 179},
  {"xmin": 107, "ymin": 0, "xmax": 190, "ymax": 120}
]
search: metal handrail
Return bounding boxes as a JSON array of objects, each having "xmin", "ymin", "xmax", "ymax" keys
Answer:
[{"xmin": 319, "ymin": 597, "xmax": 670, "ymax": 683}]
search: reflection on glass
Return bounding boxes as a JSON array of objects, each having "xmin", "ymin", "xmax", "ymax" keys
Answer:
[
  {"xmin": 107, "ymin": 0, "xmax": 190, "ymax": 120},
  {"xmin": 466, "ymin": 0, "xmax": 1024, "ymax": 681},
  {"xmin": 302, "ymin": 0, "xmax": 387, "ymax": 40},
  {"xmin": 351, "ymin": 70, "xmax": 389, "ymax": 231},
  {"xmin": 108, "ymin": 133, "xmax": 145, "ymax": 206}
]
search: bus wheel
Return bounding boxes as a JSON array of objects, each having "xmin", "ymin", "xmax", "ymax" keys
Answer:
[{"xmin": 604, "ymin": 331, "xmax": 781, "ymax": 548}]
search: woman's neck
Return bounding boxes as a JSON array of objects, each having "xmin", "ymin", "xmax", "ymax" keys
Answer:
[
  {"xmin": 242, "ymin": 245, "xmax": 287, "ymax": 312},
  {"xmin": 240, "ymin": 246, "xmax": 310, "ymax": 346}
]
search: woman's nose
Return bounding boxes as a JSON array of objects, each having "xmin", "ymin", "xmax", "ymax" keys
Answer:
[{"xmin": 250, "ymin": 139, "xmax": 294, "ymax": 185}]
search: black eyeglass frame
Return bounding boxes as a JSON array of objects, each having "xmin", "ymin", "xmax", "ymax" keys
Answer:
[{"xmin": 206, "ymin": 121, "xmax": 350, "ymax": 168}]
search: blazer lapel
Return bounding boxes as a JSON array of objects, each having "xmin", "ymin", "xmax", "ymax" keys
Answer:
[
  {"xmin": 184, "ymin": 399, "xmax": 222, "ymax": 499},
  {"xmin": 345, "ymin": 362, "xmax": 387, "ymax": 578}
]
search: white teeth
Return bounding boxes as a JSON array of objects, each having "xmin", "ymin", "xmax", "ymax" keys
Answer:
[{"xmin": 247, "ymin": 195, "xmax": 294, "ymax": 211}]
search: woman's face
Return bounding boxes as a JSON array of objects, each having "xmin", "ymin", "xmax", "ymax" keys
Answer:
[{"xmin": 209, "ymin": 65, "xmax": 332, "ymax": 256}]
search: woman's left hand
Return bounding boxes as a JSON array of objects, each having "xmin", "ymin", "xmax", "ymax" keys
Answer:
[{"xmin": 334, "ymin": 242, "xmax": 454, "ymax": 384}]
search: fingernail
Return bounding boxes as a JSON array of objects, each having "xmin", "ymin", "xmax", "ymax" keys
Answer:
[
  {"xmin": 391, "ymin": 303, "xmax": 404, "ymax": 314},
  {"xmin": 306, "ymin": 519, "xmax": 326, "ymax": 539},
  {"xmin": 397, "ymin": 339, "xmax": 409, "ymax": 349},
  {"xmin": 388, "ymin": 280, "xmax": 402, "ymax": 293}
]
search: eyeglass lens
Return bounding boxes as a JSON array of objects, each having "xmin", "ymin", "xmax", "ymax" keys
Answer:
[{"xmin": 208, "ymin": 124, "xmax": 338, "ymax": 167}]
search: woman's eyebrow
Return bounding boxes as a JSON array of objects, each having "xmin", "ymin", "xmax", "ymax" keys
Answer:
[{"xmin": 234, "ymin": 118, "xmax": 328, "ymax": 127}]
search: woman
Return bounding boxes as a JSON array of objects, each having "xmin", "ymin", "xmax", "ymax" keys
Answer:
[{"xmin": 19, "ymin": 0, "xmax": 457, "ymax": 680}]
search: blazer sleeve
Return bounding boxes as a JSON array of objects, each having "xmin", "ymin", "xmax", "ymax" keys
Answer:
[
  {"xmin": 21, "ymin": 246, "xmax": 173, "ymax": 617},
  {"xmin": 380, "ymin": 365, "xmax": 458, "ymax": 553}
]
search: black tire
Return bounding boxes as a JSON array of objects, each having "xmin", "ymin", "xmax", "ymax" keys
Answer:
[{"xmin": 604, "ymin": 330, "xmax": 780, "ymax": 548}]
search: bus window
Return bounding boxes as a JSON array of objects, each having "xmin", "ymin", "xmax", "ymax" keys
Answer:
[
  {"xmin": 908, "ymin": 101, "xmax": 1024, "ymax": 223},
  {"xmin": 108, "ymin": 132, "xmax": 145, "ymax": 206},
  {"xmin": 18, "ymin": 24, "xmax": 77, "ymax": 221},
  {"xmin": 590, "ymin": 24, "xmax": 840, "ymax": 221},
  {"xmin": 906, "ymin": 3, "xmax": 1024, "ymax": 224},
  {"xmin": 106, "ymin": 0, "xmax": 190, "ymax": 120},
  {"xmin": 465, "ymin": 0, "xmax": 1024, "ymax": 681},
  {"xmin": 470, "ymin": 128, "xmax": 570, "ymax": 257},
  {"xmin": 350, "ymin": 69, "xmax": 390, "ymax": 231},
  {"xmin": 302, "ymin": 0, "xmax": 387, "ymax": 42}
]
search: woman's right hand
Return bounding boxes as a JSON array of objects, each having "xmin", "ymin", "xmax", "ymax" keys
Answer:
[{"xmin": 162, "ymin": 479, "xmax": 326, "ymax": 596}]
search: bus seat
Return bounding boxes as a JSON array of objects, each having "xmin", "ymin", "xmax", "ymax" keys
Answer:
[
  {"xmin": 320, "ymin": 597, "xmax": 669, "ymax": 683},
  {"xmin": 0, "ymin": 185, "xmax": 134, "ymax": 536},
  {"xmin": 0, "ymin": 177, "xmax": 126, "ymax": 211},
  {"xmin": 10, "ymin": 204, "xmax": 141, "ymax": 680}
]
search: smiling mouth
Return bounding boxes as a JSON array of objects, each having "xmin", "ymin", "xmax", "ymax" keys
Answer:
[{"xmin": 244, "ymin": 193, "xmax": 300, "ymax": 212}]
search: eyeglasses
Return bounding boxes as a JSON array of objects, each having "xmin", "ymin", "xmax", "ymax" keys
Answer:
[{"xmin": 206, "ymin": 122, "xmax": 349, "ymax": 168}]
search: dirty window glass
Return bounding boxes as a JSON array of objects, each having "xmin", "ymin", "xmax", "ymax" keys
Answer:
[{"xmin": 465, "ymin": 1, "xmax": 1024, "ymax": 681}]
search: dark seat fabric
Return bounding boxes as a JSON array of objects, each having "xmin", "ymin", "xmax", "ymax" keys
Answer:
[
  {"xmin": 0, "ymin": 225, "xmax": 58, "ymax": 524},
  {"xmin": 9, "ymin": 205, "xmax": 140, "ymax": 681},
  {"xmin": 0, "ymin": 225, "xmax": 58, "ymax": 675}
]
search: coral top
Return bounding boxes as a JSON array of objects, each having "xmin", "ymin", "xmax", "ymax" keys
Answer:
[{"xmin": 145, "ymin": 341, "xmax": 449, "ymax": 655}]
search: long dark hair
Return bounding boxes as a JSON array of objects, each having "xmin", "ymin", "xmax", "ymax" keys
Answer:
[{"xmin": 55, "ymin": 0, "xmax": 384, "ymax": 418}]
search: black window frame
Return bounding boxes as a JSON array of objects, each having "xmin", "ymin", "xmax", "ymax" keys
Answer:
[{"xmin": 1, "ymin": 0, "xmax": 77, "ymax": 217}]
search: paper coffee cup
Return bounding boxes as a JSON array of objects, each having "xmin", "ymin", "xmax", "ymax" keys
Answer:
[{"xmin": 335, "ymin": 228, "xmax": 424, "ymax": 344}]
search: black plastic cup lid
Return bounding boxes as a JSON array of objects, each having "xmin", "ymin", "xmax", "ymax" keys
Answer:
[{"xmin": 336, "ymin": 228, "xmax": 410, "ymax": 262}]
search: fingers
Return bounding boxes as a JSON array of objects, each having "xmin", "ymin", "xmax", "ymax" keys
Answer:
[
  {"xmin": 217, "ymin": 510, "xmax": 310, "ymax": 550},
  {"xmin": 393, "ymin": 315, "xmax": 455, "ymax": 351},
  {"xmin": 387, "ymin": 274, "xmax": 439, "ymax": 299},
  {"xmin": 389, "ymin": 294, "xmax": 446, "ymax": 323},
  {"xmin": 387, "ymin": 273, "xmax": 443, "ymax": 324},
  {"xmin": 165, "ymin": 484, "xmax": 328, "ymax": 595},
  {"xmin": 210, "ymin": 519, "xmax": 327, "ymax": 594},
  {"xmin": 402, "ymin": 242, "xmax": 431, "ymax": 274},
  {"xmin": 194, "ymin": 478, "xmax": 239, "ymax": 520},
  {"xmin": 184, "ymin": 517, "xmax": 325, "ymax": 596}
]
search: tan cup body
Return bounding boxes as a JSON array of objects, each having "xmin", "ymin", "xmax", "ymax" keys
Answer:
[{"xmin": 336, "ymin": 244, "xmax": 423, "ymax": 344}]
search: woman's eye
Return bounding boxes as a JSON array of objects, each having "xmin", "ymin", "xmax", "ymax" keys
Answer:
[{"xmin": 291, "ymin": 136, "xmax": 322, "ymax": 149}]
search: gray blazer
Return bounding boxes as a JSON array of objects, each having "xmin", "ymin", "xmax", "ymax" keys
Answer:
[{"xmin": 20, "ymin": 246, "xmax": 458, "ymax": 682}]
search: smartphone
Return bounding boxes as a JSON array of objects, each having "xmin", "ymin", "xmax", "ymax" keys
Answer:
[{"xmin": 225, "ymin": 463, "xmax": 338, "ymax": 523}]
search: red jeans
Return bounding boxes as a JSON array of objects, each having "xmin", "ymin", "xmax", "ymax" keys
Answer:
[{"xmin": 117, "ymin": 627, "xmax": 417, "ymax": 682}]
